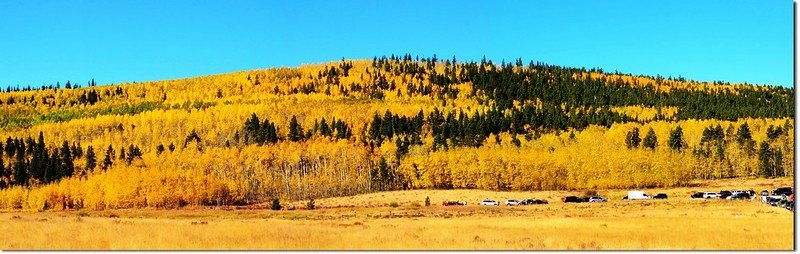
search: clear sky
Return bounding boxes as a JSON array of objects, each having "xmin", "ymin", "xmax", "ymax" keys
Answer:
[{"xmin": 0, "ymin": 0, "xmax": 793, "ymax": 88}]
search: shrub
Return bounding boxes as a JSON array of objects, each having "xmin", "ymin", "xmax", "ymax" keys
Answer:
[
  {"xmin": 425, "ymin": 196, "xmax": 430, "ymax": 206},
  {"xmin": 270, "ymin": 198, "xmax": 282, "ymax": 210},
  {"xmin": 584, "ymin": 190, "xmax": 598, "ymax": 196},
  {"xmin": 306, "ymin": 199, "xmax": 315, "ymax": 210},
  {"xmin": 388, "ymin": 201, "xmax": 399, "ymax": 208}
]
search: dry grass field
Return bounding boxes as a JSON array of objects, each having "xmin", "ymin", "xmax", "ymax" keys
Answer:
[{"xmin": 0, "ymin": 177, "xmax": 794, "ymax": 250}]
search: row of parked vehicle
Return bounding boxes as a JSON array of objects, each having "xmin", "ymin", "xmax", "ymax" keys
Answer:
[
  {"xmin": 690, "ymin": 190, "xmax": 755, "ymax": 200},
  {"xmin": 759, "ymin": 187, "xmax": 794, "ymax": 212},
  {"xmin": 441, "ymin": 187, "xmax": 794, "ymax": 208},
  {"xmin": 477, "ymin": 198, "xmax": 550, "ymax": 206},
  {"xmin": 442, "ymin": 198, "xmax": 549, "ymax": 206}
]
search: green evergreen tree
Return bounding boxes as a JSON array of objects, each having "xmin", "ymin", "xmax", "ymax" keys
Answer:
[
  {"xmin": 13, "ymin": 148, "xmax": 27, "ymax": 186},
  {"xmin": 758, "ymin": 141, "xmax": 772, "ymax": 177},
  {"xmin": 60, "ymin": 141, "xmax": 74, "ymax": 178},
  {"xmin": 0, "ymin": 153, "xmax": 6, "ymax": 189},
  {"xmin": 288, "ymin": 115, "xmax": 305, "ymax": 142},
  {"xmin": 736, "ymin": 122, "xmax": 752, "ymax": 146},
  {"xmin": 625, "ymin": 127, "xmax": 641, "ymax": 148},
  {"xmin": 85, "ymin": 146, "xmax": 96, "ymax": 172},
  {"xmin": 668, "ymin": 126, "xmax": 684, "ymax": 151},
  {"xmin": 643, "ymin": 128, "xmax": 658, "ymax": 150},
  {"xmin": 102, "ymin": 145, "xmax": 114, "ymax": 170}
]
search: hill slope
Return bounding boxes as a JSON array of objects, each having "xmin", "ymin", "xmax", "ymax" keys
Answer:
[{"xmin": 0, "ymin": 55, "xmax": 793, "ymax": 210}]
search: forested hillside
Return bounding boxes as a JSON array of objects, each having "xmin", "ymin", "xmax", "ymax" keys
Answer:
[{"xmin": 0, "ymin": 55, "xmax": 793, "ymax": 210}]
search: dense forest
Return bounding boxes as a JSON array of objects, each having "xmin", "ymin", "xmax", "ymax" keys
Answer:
[{"xmin": 0, "ymin": 55, "xmax": 793, "ymax": 210}]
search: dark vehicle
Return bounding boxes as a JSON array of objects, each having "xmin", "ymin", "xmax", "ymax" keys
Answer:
[
  {"xmin": 442, "ymin": 200, "xmax": 466, "ymax": 206},
  {"xmin": 563, "ymin": 196, "xmax": 583, "ymax": 203},
  {"xmin": 746, "ymin": 190, "xmax": 756, "ymax": 197},
  {"xmin": 786, "ymin": 201, "xmax": 794, "ymax": 211},
  {"xmin": 773, "ymin": 187, "xmax": 793, "ymax": 196},
  {"xmin": 728, "ymin": 192, "xmax": 751, "ymax": 200},
  {"xmin": 691, "ymin": 192, "xmax": 705, "ymax": 199},
  {"xmin": 521, "ymin": 199, "xmax": 549, "ymax": 205},
  {"xmin": 718, "ymin": 191, "xmax": 732, "ymax": 199},
  {"xmin": 766, "ymin": 197, "xmax": 781, "ymax": 206},
  {"xmin": 760, "ymin": 190, "xmax": 770, "ymax": 196},
  {"xmin": 653, "ymin": 193, "xmax": 668, "ymax": 199}
]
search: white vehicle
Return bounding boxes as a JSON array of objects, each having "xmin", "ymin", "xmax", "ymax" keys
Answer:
[
  {"xmin": 480, "ymin": 199, "xmax": 499, "ymax": 206},
  {"xmin": 505, "ymin": 199, "xmax": 520, "ymax": 206},
  {"xmin": 703, "ymin": 192, "xmax": 719, "ymax": 199},
  {"xmin": 588, "ymin": 196, "xmax": 607, "ymax": 202},
  {"xmin": 627, "ymin": 190, "xmax": 651, "ymax": 200}
]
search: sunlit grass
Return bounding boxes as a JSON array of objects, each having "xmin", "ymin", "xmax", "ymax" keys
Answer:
[{"xmin": 0, "ymin": 177, "xmax": 792, "ymax": 250}]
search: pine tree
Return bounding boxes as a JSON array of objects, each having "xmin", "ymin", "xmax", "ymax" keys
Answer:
[
  {"xmin": 625, "ymin": 127, "xmax": 641, "ymax": 148},
  {"xmin": 60, "ymin": 140, "xmax": 74, "ymax": 178},
  {"xmin": 643, "ymin": 128, "xmax": 658, "ymax": 150},
  {"xmin": 85, "ymin": 146, "xmax": 96, "ymax": 172},
  {"xmin": 13, "ymin": 149, "xmax": 27, "ymax": 186},
  {"xmin": 736, "ymin": 122, "xmax": 752, "ymax": 146},
  {"xmin": 288, "ymin": 115, "xmax": 305, "ymax": 142},
  {"xmin": 668, "ymin": 126, "xmax": 684, "ymax": 151},
  {"xmin": 758, "ymin": 141, "xmax": 772, "ymax": 177},
  {"xmin": 119, "ymin": 147, "xmax": 126, "ymax": 160},
  {"xmin": 102, "ymin": 145, "xmax": 115, "ymax": 170},
  {"xmin": 0, "ymin": 154, "xmax": 6, "ymax": 189}
]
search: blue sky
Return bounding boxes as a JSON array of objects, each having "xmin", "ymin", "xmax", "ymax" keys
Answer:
[{"xmin": 0, "ymin": 1, "xmax": 793, "ymax": 88}]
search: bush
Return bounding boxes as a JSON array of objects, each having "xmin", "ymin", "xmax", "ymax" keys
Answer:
[
  {"xmin": 425, "ymin": 196, "xmax": 431, "ymax": 206},
  {"xmin": 270, "ymin": 198, "xmax": 282, "ymax": 210},
  {"xmin": 584, "ymin": 190, "xmax": 598, "ymax": 196},
  {"xmin": 306, "ymin": 199, "xmax": 315, "ymax": 210},
  {"xmin": 388, "ymin": 201, "xmax": 399, "ymax": 208}
]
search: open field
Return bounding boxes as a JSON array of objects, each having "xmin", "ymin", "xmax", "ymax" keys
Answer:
[{"xmin": 0, "ymin": 177, "xmax": 794, "ymax": 250}]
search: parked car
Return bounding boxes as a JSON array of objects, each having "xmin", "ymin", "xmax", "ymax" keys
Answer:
[
  {"xmin": 728, "ymin": 192, "xmax": 751, "ymax": 200},
  {"xmin": 520, "ymin": 199, "xmax": 548, "ymax": 205},
  {"xmin": 703, "ymin": 192, "xmax": 719, "ymax": 199},
  {"xmin": 588, "ymin": 196, "xmax": 607, "ymax": 202},
  {"xmin": 627, "ymin": 190, "xmax": 651, "ymax": 200},
  {"xmin": 766, "ymin": 197, "xmax": 781, "ymax": 206},
  {"xmin": 480, "ymin": 199, "xmax": 499, "ymax": 206},
  {"xmin": 691, "ymin": 192, "xmax": 705, "ymax": 199},
  {"xmin": 563, "ymin": 196, "xmax": 583, "ymax": 203},
  {"xmin": 442, "ymin": 200, "xmax": 466, "ymax": 206},
  {"xmin": 718, "ymin": 190, "xmax": 732, "ymax": 199},
  {"xmin": 532, "ymin": 199, "xmax": 548, "ymax": 204},
  {"xmin": 505, "ymin": 199, "xmax": 521, "ymax": 206},
  {"xmin": 746, "ymin": 190, "xmax": 756, "ymax": 198},
  {"xmin": 760, "ymin": 190, "xmax": 770, "ymax": 196},
  {"xmin": 785, "ymin": 201, "xmax": 794, "ymax": 211},
  {"xmin": 773, "ymin": 187, "xmax": 793, "ymax": 196},
  {"xmin": 653, "ymin": 193, "xmax": 668, "ymax": 199}
]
